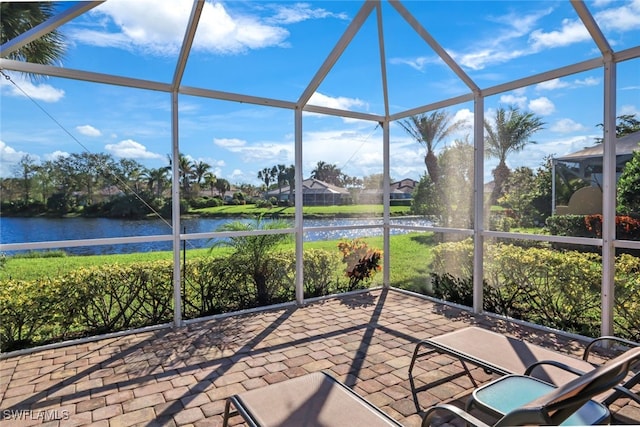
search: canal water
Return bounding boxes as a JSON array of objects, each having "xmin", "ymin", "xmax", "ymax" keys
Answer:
[{"xmin": 1, "ymin": 216, "xmax": 432, "ymax": 255}]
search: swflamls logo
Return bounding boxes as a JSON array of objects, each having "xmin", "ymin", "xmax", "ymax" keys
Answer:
[{"xmin": 1, "ymin": 409, "xmax": 71, "ymax": 421}]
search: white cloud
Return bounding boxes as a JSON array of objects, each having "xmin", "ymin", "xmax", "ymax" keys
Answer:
[
  {"xmin": 104, "ymin": 139, "xmax": 163, "ymax": 159},
  {"xmin": 574, "ymin": 76, "xmax": 600, "ymax": 86},
  {"xmin": 619, "ymin": 104, "xmax": 640, "ymax": 116},
  {"xmin": 389, "ymin": 56, "xmax": 440, "ymax": 72},
  {"xmin": 555, "ymin": 135, "xmax": 600, "ymax": 157},
  {"xmin": 44, "ymin": 151, "xmax": 70, "ymax": 161},
  {"xmin": 214, "ymin": 138, "xmax": 246, "ymax": 149},
  {"xmin": 594, "ymin": 0, "xmax": 640, "ymax": 32},
  {"xmin": 529, "ymin": 19, "xmax": 591, "ymax": 50},
  {"xmin": 0, "ymin": 141, "xmax": 29, "ymax": 177},
  {"xmin": 72, "ymin": 0, "xmax": 345, "ymax": 56},
  {"xmin": 448, "ymin": 8, "xmax": 552, "ymax": 70},
  {"xmin": 308, "ymin": 92, "xmax": 368, "ymax": 111},
  {"xmin": 0, "ymin": 74, "xmax": 64, "ymax": 102},
  {"xmin": 528, "ymin": 97, "xmax": 555, "ymax": 115},
  {"xmin": 72, "ymin": 0, "xmax": 289, "ymax": 55},
  {"xmin": 452, "ymin": 108, "xmax": 475, "ymax": 129},
  {"xmin": 536, "ymin": 78, "xmax": 569, "ymax": 91},
  {"xmin": 230, "ymin": 169, "xmax": 245, "ymax": 179},
  {"xmin": 550, "ymin": 118, "xmax": 586, "ymax": 133},
  {"xmin": 433, "ymin": 2, "xmax": 638, "ymax": 72},
  {"xmin": 76, "ymin": 125, "xmax": 102, "ymax": 137},
  {"xmin": 214, "ymin": 136, "xmax": 293, "ymax": 166},
  {"xmin": 265, "ymin": 3, "xmax": 349, "ymax": 25},
  {"xmin": 500, "ymin": 94, "xmax": 528, "ymax": 109},
  {"xmin": 196, "ymin": 3, "xmax": 289, "ymax": 54}
]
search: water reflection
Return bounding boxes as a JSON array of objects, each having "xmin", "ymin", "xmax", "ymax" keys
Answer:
[{"xmin": 1, "ymin": 216, "xmax": 432, "ymax": 255}]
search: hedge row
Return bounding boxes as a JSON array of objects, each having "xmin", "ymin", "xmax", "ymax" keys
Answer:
[
  {"xmin": 430, "ymin": 239, "xmax": 640, "ymax": 341},
  {"xmin": 545, "ymin": 214, "xmax": 640, "ymax": 241},
  {"xmin": 0, "ymin": 249, "xmax": 354, "ymax": 352}
]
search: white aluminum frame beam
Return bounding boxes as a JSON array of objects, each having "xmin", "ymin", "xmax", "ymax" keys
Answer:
[
  {"xmin": 388, "ymin": 0, "xmax": 479, "ymax": 93},
  {"xmin": 297, "ymin": 1, "xmax": 377, "ymax": 107},
  {"xmin": 168, "ymin": 0, "xmax": 205, "ymax": 328},
  {"xmin": 1, "ymin": 0, "xmax": 639, "ymax": 337},
  {"xmin": 571, "ymin": 1, "xmax": 613, "ymax": 58}
]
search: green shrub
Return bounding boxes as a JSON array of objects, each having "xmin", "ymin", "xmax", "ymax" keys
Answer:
[
  {"xmin": 430, "ymin": 238, "xmax": 474, "ymax": 281},
  {"xmin": 487, "ymin": 245, "xmax": 601, "ymax": 335},
  {"xmin": 255, "ymin": 199, "xmax": 273, "ymax": 208},
  {"xmin": 73, "ymin": 263, "xmax": 174, "ymax": 334},
  {"xmin": 545, "ymin": 214, "xmax": 593, "ymax": 237},
  {"xmin": 431, "ymin": 273, "xmax": 474, "ymax": 307},
  {"xmin": 390, "ymin": 199, "xmax": 412, "ymax": 207},
  {"xmin": 302, "ymin": 249, "xmax": 343, "ymax": 297},
  {"xmin": 0, "ymin": 278, "xmax": 70, "ymax": 351},
  {"xmin": 615, "ymin": 254, "xmax": 640, "ymax": 341},
  {"xmin": 428, "ymin": 241, "xmax": 640, "ymax": 339}
]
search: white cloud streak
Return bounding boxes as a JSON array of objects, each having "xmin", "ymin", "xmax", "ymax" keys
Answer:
[
  {"xmin": 76, "ymin": 125, "xmax": 102, "ymax": 137},
  {"xmin": 0, "ymin": 74, "xmax": 65, "ymax": 102},
  {"xmin": 105, "ymin": 139, "xmax": 163, "ymax": 159},
  {"xmin": 71, "ymin": 0, "xmax": 345, "ymax": 56}
]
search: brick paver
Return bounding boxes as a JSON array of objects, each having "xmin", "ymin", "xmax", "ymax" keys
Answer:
[{"xmin": 1, "ymin": 288, "xmax": 639, "ymax": 426}]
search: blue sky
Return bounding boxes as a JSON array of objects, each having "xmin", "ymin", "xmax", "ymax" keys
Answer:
[{"xmin": 1, "ymin": 0, "xmax": 639, "ymax": 185}]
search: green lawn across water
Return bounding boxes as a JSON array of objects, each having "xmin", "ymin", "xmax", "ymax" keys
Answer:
[{"xmin": 193, "ymin": 204, "xmax": 412, "ymax": 217}]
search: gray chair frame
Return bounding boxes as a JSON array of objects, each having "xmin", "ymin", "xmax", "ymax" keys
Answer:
[{"xmin": 422, "ymin": 346, "xmax": 640, "ymax": 426}]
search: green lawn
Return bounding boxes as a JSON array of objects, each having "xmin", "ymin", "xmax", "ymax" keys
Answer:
[
  {"xmin": 1, "ymin": 232, "xmax": 435, "ymax": 291},
  {"xmin": 193, "ymin": 204, "xmax": 412, "ymax": 217}
]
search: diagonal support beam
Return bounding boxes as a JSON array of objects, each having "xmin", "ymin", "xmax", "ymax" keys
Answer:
[
  {"xmin": 571, "ymin": 0, "xmax": 612, "ymax": 58},
  {"xmin": 388, "ymin": 0, "xmax": 479, "ymax": 94},
  {"xmin": 297, "ymin": 0, "xmax": 377, "ymax": 107}
]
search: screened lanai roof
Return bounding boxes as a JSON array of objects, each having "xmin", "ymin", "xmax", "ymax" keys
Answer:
[
  {"xmin": 2, "ymin": 1, "xmax": 639, "ymax": 124},
  {"xmin": 1, "ymin": 0, "xmax": 639, "ymax": 197},
  {"xmin": 1, "ymin": 0, "xmax": 639, "ymax": 342}
]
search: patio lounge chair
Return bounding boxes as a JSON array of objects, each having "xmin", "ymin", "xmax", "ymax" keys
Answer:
[
  {"xmin": 421, "ymin": 346, "xmax": 640, "ymax": 426},
  {"xmin": 408, "ymin": 327, "xmax": 640, "ymax": 411},
  {"xmin": 221, "ymin": 370, "xmax": 402, "ymax": 427}
]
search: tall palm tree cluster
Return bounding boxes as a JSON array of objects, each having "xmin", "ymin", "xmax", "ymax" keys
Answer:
[
  {"xmin": 258, "ymin": 164, "xmax": 295, "ymax": 201},
  {"xmin": 168, "ymin": 153, "xmax": 232, "ymax": 199},
  {"xmin": 401, "ymin": 106, "xmax": 545, "ymax": 205}
]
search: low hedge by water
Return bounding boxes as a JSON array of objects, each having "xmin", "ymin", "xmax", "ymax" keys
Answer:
[
  {"xmin": 430, "ymin": 239, "xmax": 640, "ymax": 341},
  {"xmin": 0, "ymin": 249, "xmax": 357, "ymax": 352},
  {"xmin": 3, "ymin": 239, "xmax": 640, "ymax": 352}
]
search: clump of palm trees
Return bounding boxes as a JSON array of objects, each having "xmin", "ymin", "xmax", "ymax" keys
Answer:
[
  {"xmin": 484, "ymin": 106, "xmax": 545, "ymax": 204},
  {"xmin": 400, "ymin": 105, "xmax": 545, "ymax": 206}
]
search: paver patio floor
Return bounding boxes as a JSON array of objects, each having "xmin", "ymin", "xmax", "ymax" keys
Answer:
[{"xmin": 1, "ymin": 288, "xmax": 639, "ymax": 426}]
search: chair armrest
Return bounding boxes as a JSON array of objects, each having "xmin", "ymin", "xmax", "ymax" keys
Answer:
[
  {"xmin": 584, "ymin": 336, "xmax": 640, "ymax": 362},
  {"xmin": 422, "ymin": 403, "xmax": 491, "ymax": 427},
  {"xmin": 524, "ymin": 359, "xmax": 587, "ymax": 378}
]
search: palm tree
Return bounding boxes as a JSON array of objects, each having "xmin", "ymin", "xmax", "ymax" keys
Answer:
[
  {"xmin": 275, "ymin": 164, "xmax": 292, "ymax": 200},
  {"xmin": 211, "ymin": 217, "xmax": 291, "ymax": 305},
  {"xmin": 214, "ymin": 178, "xmax": 231, "ymax": 199},
  {"xmin": 484, "ymin": 105, "xmax": 545, "ymax": 203},
  {"xmin": 203, "ymin": 172, "xmax": 217, "ymax": 197},
  {"xmin": 167, "ymin": 153, "xmax": 195, "ymax": 197},
  {"xmin": 143, "ymin": 167, "xmax": 170, "ymax": 198},
  {"xmin": 0, "ymin": 2, "xmax": 65, "ymax": 72},
  {"xmin": 283, "ymin": 165, "xmax": 295, "ymax": 203},
  {"xmin": 193, "ymin": 160, "xmax": 211, "ymax": 187},
  {"xmin": 311, "ymin": 161, "xmax": 342, "ymax": 186},
  {"xmin": 257, "ymin": 166, "xmax": 277, "ymax": 190},
  {"xmin": 399, "ymin": 110, "xmax": 464, "ymax": 184}
]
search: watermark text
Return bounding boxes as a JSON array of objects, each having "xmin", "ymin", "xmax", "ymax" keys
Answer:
[{"xmin": 1, "ymin": 409, "xmax": 70, "ymax": 421}]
